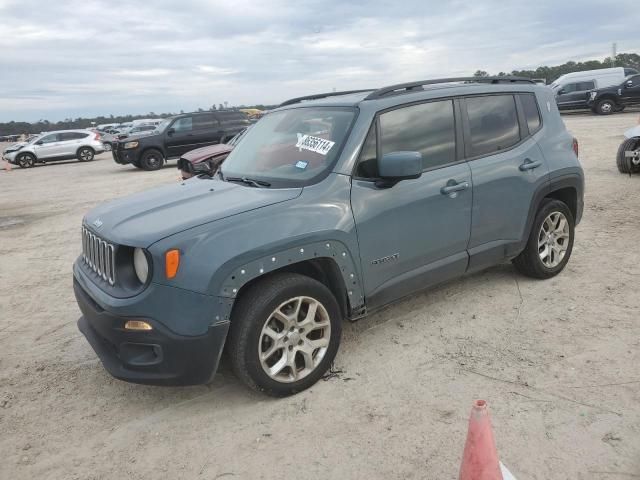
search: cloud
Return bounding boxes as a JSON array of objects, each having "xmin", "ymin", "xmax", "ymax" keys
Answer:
[{"xmin": 0, "ymin": 0, "xmax": 639, "ymax": 121}]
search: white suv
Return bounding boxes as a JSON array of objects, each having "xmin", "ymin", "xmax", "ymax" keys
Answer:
[{"xmin": 3, "ymin": 130, "xmax": 105, "ymax": 168}]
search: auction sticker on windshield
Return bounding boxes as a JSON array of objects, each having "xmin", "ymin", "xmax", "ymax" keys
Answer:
[{"xmin": 296, "ymin": 133, "xmax": 335, "ymax": 156}]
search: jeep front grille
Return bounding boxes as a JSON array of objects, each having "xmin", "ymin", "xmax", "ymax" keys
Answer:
[{"xmin": 81, "ymin": 226, "xmax": 116, "ymax": 285}]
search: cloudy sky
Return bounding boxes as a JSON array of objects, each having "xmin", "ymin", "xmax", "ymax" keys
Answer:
[{"xmin": 1, "ymin": 0, "xmax": 639, "ymax": 121}]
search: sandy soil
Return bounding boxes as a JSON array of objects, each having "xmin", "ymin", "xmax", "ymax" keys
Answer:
[{"xmin": 1, "ymin": 113, "xmax": 639, "ymax": 480}]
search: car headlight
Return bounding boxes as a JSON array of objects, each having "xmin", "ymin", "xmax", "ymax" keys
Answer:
[
  {"xmin": 589, "ymin": 91, "xmax": 597, "ymax": 100},
  {"xmin": 124, "ymin": 141, "xmax": 139, "ymax": 149},
  {"xmin": 133, "ymin": 248, "xmax": 149, "ymax": 284}
]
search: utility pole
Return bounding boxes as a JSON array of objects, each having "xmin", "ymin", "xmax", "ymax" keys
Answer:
[{"xmin": 611, "ymin": 42, "xmax": 617, "ymax": 67}]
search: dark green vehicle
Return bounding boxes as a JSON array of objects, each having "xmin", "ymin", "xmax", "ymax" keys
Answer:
[{"xmin": 75, "ymin": 77, "xmax": 584, "ymax": 396}]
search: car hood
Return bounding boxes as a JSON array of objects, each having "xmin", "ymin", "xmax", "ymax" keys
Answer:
[
  {"xmin": 5, "ymin": 142, "xmax": 28, "ymax": 151},
  {"xmin": 624, "ymin": 125, "xmax": 640, "ymax": 139},
  {"xmin": 84, "ymin": 179, "xmax": 302, "ymax": 247},
  {"xmin": 182, "ymin": 144, "xmax": 233, "ymax": 164}
]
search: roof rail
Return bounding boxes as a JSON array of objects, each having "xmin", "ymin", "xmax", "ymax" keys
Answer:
[
  {"xmin": 279, "ymin": 89, "xmax": 374, "ymax": 107},
  {"xmin": 364, "ymin": 76, "xmax": 535, "ymax": 100}
]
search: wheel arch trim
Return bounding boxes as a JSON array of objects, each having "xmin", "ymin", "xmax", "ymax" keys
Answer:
[{"xmin": 217, "ymin": 241, "xmax": 365, "ymax": 316}]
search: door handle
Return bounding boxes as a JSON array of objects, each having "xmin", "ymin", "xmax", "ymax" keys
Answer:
[
  {"xmin": 440, "ymin": 180, "xmax": 469, "ymax": 196},
  {"xmin": 519, "ymin": 159, "xmax": 542, "ymax": 171}
]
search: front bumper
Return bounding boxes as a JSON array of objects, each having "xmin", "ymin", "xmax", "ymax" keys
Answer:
[
  {"xmin": 112, "ymin": 145, "xmax": 139, "ymax": 165},
  {"xmin": 73, "ymin": 267, "xmax": 231, "ymax": 386},
  {"xmin": 2, "ymin": 150, "xmax": 19, "ymax": 163}
]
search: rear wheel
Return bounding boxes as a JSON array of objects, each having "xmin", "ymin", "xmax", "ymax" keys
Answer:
[
  {"xmin": 16, "ymin": 152, "xmax": 36, "ymax": 168},
  {"xmin": 513, "ymin": 199, "xmax": 575, "ymax": 279},
  {"xmin": 595, "ymin": 98, "xmax": 616, "ymax": 115},
  {"xmin": 227, "ymin": 273, "xmax": 342, "ymax": 397},
  {"xmin": 140, "ymin": 149, "xmax": 164, "ymax": 171},
  {"xmin": 77, "ymin": 147, "xmax": 95, "ymax": 162},
  {"xmin": 617, "ymin": 137, "xmax": 640, "ymax": 174}
]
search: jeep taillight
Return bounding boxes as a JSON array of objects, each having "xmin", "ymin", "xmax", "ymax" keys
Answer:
[{"xmin": 572, "ymin": 137, "xmax": 579, "ymax": 158}]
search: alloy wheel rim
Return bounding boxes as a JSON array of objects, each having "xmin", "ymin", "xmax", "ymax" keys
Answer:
[
  {"xmin": 19, "ymin": 155, "xmax": 33, "ymax": 167},
  {"xmin": 601, "ymin": 102, "xmax": 612, "ymax": 113},
  {"xmin": 80, "ymin": 149, "xmax": 92, "ymax": 160},
  {"xmin": 538, "ymin": 211, "xmax": 570, "ymax": 268},
  {"xmin": 259, "ymin": 296, "xmax": 331, "ymax": 383}
]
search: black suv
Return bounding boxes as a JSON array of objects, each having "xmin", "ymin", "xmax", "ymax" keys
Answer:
[
  {"xmin": 588, "ymin": 74, "xmax": 640, "ymax": 115},
  {"xmin": 112, "ymin": 111, "xmax": 250, "ymax": 170}
]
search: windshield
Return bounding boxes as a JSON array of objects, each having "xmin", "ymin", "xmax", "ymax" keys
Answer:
[
  {"xmin": 220, "ymin": 107, "xmax": 356, "ymax": 188},
  {"xmin": 155, "ymin": 118, "xmax": 172, "ymax": 132}
]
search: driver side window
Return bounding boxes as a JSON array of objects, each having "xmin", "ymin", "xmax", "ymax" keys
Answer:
[
  {"xmin": 172, "ymin": 117, "xmax": 193, "ymax": 133},
  {"xmin": 39, "ymin": 134, "xmax": 59, "ymax": 144}
]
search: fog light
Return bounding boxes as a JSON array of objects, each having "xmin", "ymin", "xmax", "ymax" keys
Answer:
[{"xmin": 124, "ymin": 320, "xmax": 153, "ymax": 331}]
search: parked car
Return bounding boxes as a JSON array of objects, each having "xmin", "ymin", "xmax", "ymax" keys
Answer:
[
  {"xmin": 587, "ymin": 74, "xmax": 640, "ymax": 115},
  {"xmin": 551, "ymin": 67, "xmax": 637, "ymax": 111},
  {"xmin": 3, "ymin": 130, "xmax": 105, "ymax": 168},
  {"xmin": 177, "ymin": 128, "xmax": 248, "ymax": 180},
  {"xmin": 616, "ymin": 119, "xmax": 640, "ymax": 174},
  {"xmin": 116, "ymin": 124, "xmax": 158, "ymax": 139},
  {"xmin": 74, "ymin": 77, "xmax": 584, "ymax": 396},
  {"xmin": 112, "ymin": 111, "xmax": 249, "ymax": 171}
]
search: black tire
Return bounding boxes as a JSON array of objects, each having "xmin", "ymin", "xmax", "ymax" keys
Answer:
[
  {"xmin": 140, "ymin": 149, "xmax": 164, "ymax": 171},
  {"xmin": 513, "ymin": 199, "xmax": 575, "ymax": 279},
  {"xmin": 16, "ymin": 152, "xmax": 36, "ymax": 168},
  {"xmin": 226, "ymin": 273, "xmax": 342, "ymax": 397},
  {"xmin": 103, "ymin": 142, "xmax": 112, "ymax": 151},
  {"xmin": 595, "ymin": 98, "xmax": 616, "ymax": 115},
  {"xmin": 617, "ymin": 137, "xmax": 640, "ymax": 174},
  {"xmin": 77, "ymin": 147, "xmax": 95, "ymax": 162}
]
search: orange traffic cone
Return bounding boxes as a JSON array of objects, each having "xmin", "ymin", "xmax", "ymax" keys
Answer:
[{"xmin": 459, "ymin": 400, "xmax": 515, "ymax": 480}]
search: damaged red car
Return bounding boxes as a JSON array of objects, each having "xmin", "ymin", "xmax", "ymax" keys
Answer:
[{"xmin": 177, "ymin": 128, "xmax": 249, "ymax": 180}]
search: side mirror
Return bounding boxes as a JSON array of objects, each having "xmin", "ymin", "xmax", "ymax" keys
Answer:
[
  {"xmin": 625, "ymin": 80, "xmax": 633, "ymax": 88},
  {"xmin": 35, "ymin": 140, "xmax": 43, "ymax": 145},
  {"xmin": 167, "ymin": 127, "xmax": 175, "ymax": 136},
  {"xmin": 557, "ymin": 88, "xmax": 565, "ymax": 95},
  {"xmin": 378, "ymin": 151, "xmax": 422, "ymax": 182}
]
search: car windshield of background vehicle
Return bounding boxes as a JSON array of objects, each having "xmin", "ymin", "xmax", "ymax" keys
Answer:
[
  {"xmin": 156, "ymin": 118, "xmax": 172, "ymax": 132},
  {"xmin": 220, "ymin": 107, "xmax": 356, "ymax": 188}
]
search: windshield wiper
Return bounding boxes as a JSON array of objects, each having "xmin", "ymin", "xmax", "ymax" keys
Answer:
[{"xmin": 226, "ymin": 176, "xmax": 271, "ymax": 188}]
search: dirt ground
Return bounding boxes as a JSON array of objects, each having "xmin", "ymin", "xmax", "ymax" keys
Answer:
[{"xmin": 1, "ymin": 112, "xmax": 639, "ymax": 480}]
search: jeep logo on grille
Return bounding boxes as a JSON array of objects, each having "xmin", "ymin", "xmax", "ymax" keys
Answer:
[{"xmin": 93, "ymin": 219, "xmax": 103, "ymax": 229}]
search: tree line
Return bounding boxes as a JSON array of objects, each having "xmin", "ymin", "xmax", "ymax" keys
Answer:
[
  {"xmin": 473, "ymin": 52, "xmax": 640, "ymax": 82},
  {"xmin": 2, "ymin": 53, "xmax": 639, "ymax": 136}
]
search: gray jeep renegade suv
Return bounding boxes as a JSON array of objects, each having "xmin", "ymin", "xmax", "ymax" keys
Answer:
[{"xmin": 74, "ymin": 77, "xmax": 584, "ymax": 396}]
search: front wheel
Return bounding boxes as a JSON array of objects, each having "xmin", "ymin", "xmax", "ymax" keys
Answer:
[
  {"xmin": 595, "ymin": 98, "xmax": 616, "ymax": 115},
  {"xmin": 227, "ymin": 273, "xmax": 342, "ymax": 397},
  {"xmin": 140, "ymin": 149, "xmax": 164, "ymax": 171},
  {"xmin": 77, "ymin": 147, "xmax": 95, "ymax": 162},
  {"xmin": 513, "ymin": 199, "xmax": 575, "ymax": 279},
  {"xmin": 16, "ymin": 152, "xmax": 36, "ymax": 168}
]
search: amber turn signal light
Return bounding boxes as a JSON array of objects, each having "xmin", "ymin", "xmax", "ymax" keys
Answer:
[
  {"xmin": 165, "ymin": 249, "xmax": 180, "ymax": 279},
  {"xmin": 124, "ymin": 320, "xmax": 153, "ymax": 331}
]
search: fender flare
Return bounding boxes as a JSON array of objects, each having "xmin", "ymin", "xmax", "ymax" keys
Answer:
[
  {"xmin": 516, "ymin": 173, "xmax": 583, "ymax": 254},
  {"xmin": 216, "ymin": 240, "xmax": 365, "ymax": 313}
]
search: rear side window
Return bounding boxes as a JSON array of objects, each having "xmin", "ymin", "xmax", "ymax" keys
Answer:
[
  {"xmin": 379, "ymin": 100, "xmax": 456, "ymax": 170},
  {"xmin": 193, "ymin": 114, "xmax": 218, "ymax": 130},
  {"xmin": 466, "ymin": 95, "xmax": 520, "ymax": 157},
  {"xmin": 217, "ymin": 112, "xmax": 249, "ymax": 126},
  {"xmin": 520, "ymin": 93, "xmax": 542, "ymax": 135},
  {"xmin": 579, "ymin": 81, "xmax": 595, "ymax": 90}
]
